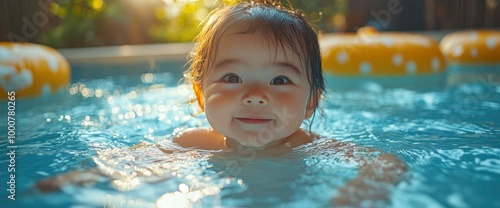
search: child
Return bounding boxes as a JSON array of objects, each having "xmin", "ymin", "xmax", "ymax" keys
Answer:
[{"xmin": 37, "ymin": 0, "xmax": 407, "ymax": 206}]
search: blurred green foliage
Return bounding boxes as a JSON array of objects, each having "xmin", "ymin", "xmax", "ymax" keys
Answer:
[{"xmin": 41, "ymin": 0, "xmax": 346, "ymax": 48}]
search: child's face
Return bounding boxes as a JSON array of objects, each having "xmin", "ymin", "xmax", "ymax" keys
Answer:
[{"xmin": 200, "ymin": 28, "xmax": 314, "ymax": 148}]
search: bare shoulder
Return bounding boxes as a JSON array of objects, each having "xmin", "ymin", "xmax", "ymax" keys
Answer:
[
  {"xmin": 173, "ymin": 128, "xmax": 226, "ymax": 150},
  {"xmin": 285, "ymin": 128, "xmax": 322, "ymax": 147}
]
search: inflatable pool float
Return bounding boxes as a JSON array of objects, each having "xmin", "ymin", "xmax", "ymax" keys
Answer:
[
  {"xmin": 439, "ymin": 30, "xmax": 500, "ymax": 65},
  {"xmin": 0, "ymin": 42, "xmax": 70, "ymax": 100},
  {"xmin": 321, "ymin": 27, "xmax": 446, "ymax": 76}
]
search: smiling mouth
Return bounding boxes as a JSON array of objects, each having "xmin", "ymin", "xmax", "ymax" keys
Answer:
[{"xmin": 236, "ymin": 118, "xmax": 273, "ymax": 124}]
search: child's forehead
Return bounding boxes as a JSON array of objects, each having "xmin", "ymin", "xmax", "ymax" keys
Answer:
[
  {"xmin": 215, "ymin": 34, "xmax": 305, "ymax": 70},
  {"xmin": 220, "ymin": 28, "xmax": 278, "ymax": 48},
  {"xmin": 219, "ymin": 24, "xmax": 269, "ymax": 41},
  {"xmin": 213, "ymin": 25, "xmax": 306, "ymax": 65}
]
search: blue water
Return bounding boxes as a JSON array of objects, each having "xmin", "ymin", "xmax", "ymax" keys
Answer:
[{"xmin": 0, "ymin": 67, "xmax": 499, "ymax": 208}]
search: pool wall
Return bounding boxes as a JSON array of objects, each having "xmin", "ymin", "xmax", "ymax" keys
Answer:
[{"xmin": 58, "ymin": 43, "xmax": 193, "ymax": 81}]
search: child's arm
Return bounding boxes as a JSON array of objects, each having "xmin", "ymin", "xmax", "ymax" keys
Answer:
[
  {"xmin": 35, "ymin": 141, "xmax": 173, "ymax": 193},
  {"xmin": 331, "ymin": 142, "xmax": 408, "ymax": 206},
  {"xmin": 35, "ymin": 128, "xmax": 218, "ymax": 193}
]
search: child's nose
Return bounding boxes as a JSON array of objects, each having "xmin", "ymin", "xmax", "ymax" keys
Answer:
[{"xmin": 242, "ymin": 90, "xmax": 268, "ymax": 106}]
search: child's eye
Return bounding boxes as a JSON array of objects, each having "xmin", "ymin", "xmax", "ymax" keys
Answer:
[
  {"xmin": 270, "ymin": 76, "xmax": 290, "ymax": 85},
  {"xmin": 222, "ymin": 73, "xmax": 242, "ymax": 83}
]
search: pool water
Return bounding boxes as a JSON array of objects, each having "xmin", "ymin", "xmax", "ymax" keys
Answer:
[{"xmin": 1, "ymin": 67, "xmax": 499, "ymax": 208}]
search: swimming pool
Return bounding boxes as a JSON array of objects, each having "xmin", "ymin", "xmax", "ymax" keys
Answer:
[{"xmin": 0, "ymin": 48, "xmax": 499, "ymax": 207}]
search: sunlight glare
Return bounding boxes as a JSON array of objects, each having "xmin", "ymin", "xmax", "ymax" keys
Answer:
[
  {"xmin": 91, "ymin": 0, "xmax": 104, "ymax": 11},
  {"xmin": 179, "ymin": 183, "xmax": 189, "ymax": 193}
]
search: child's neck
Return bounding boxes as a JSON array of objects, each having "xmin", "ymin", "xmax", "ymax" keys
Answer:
[
  {"xmin": 223, "ymin": 136, "xmax": 291, "ymax": 152},
  {"xmin": 221, "ymin": 128, "xmax": 318, "ymax": 152}
]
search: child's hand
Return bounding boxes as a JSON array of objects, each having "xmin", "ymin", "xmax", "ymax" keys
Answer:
[
  {"xmin": 332, "ymin": 150, "xmax": 408, "ymax": 207},
  {"xmin": 35, "ymin": 169, "xmax": 102, "ymax": 193},
  {"xmin": 331, "ymin": 178, "xmax": 389, "ymax": 207}
]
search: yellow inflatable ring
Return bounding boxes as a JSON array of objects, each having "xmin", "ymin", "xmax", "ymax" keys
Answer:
[
  {"xmin": 321, "ymin": 27, "xmax": 446, "ymax": 76},
  {"xmin": 0, "ymin": 42, "xmax": 70, "ymax": 100},
  {"xmin": 439, "ymin": 30, "xmax": 500, "ymax": 65}
]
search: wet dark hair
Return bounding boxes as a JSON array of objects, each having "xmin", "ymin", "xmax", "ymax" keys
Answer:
[{"xmin": 185, "ymin": 0, "xmax": 325, "ymax": 120}]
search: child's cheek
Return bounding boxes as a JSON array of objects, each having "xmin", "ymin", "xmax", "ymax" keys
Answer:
[
  {"xmin": 271, "ymin": 89, "xmax": 309, "ymax": 114},
  {"xmin": 204, "ymin": 86, "xmax": 240, "ymax": 110}
]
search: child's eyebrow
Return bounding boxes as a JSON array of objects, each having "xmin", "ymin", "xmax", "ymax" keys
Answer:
[
  {"xmin": 274, "ymin": 62, "xmax": 303, "ymax": 76},
  {"xmin": 212, "ymin": 59, "xmax": 243, "ymax": 70},
  {"xmin": 212, "ymin": 59, "xmax": 303, "ymax": 76}
]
